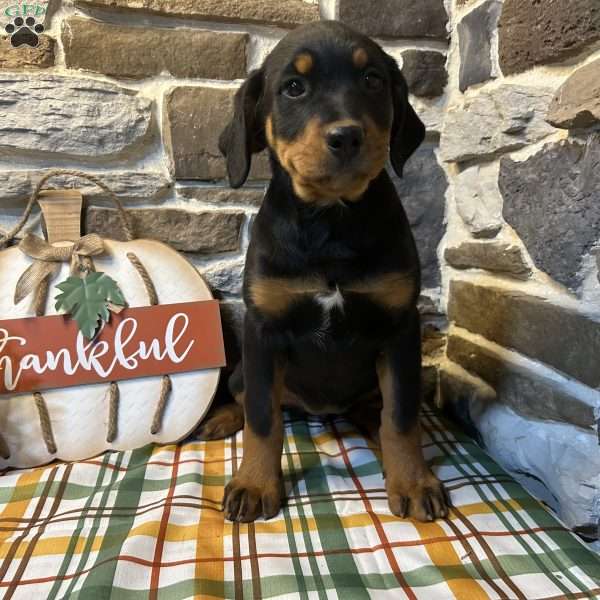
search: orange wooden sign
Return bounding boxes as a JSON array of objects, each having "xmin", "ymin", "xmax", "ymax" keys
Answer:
[{"xmin": 0, "ymin": 300, "xmax": 225, "ymax": 395}]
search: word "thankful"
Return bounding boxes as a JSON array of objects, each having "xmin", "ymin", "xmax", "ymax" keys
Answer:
[{"xmin": 0, "ymin": 313, "xmax": 194, "ymax": 392}]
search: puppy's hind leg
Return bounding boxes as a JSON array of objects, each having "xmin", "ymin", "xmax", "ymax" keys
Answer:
[
  {"xmin": 346, "ymin": 392, "xmax": 382, "ymax": 445},
  {"xmin": 196, "ymin": 403, "xmax": 244, "ymax": 441},
  {"xmin": 196, "ymin": 363, "xmax": 245, "ymax": 441}
]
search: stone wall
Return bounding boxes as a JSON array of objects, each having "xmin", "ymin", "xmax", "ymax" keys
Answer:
[
  {"xmin": 440, "ymin": 0, "xmax": 600, "ymax": 543},
  {"xmin": 1, "ymin": 0, "xmax": 598, "ymax": 543},
  {"xmin": 0, "ymin": 0, "xmax": 451, "ymax": 363}
]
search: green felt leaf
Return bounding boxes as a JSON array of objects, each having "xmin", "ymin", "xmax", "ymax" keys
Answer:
[
  {"xmin": 54, "ymin": 272, "xmax": 126, "ymax": 339},
  {"xmin": 89, "ymin": 271, "xmax": 126, "ymax": 307}
]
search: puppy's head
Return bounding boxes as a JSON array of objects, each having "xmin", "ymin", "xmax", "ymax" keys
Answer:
[{"xmin": 219, "ymin": 21, "xmax": 425, "ymax": 204}]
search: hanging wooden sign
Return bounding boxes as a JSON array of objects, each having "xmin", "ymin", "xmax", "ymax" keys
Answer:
[{"xmin": 0, "ymin": 299, "xmax": 225, "ymax": 395}]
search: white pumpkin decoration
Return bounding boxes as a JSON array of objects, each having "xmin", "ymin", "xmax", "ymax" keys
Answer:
[{"xmin": 0, "ymin": 171, "xmax": 220, "ymax": 468}]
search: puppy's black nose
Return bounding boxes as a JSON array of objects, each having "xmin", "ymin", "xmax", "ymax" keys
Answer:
[{"xmin": 326, "ymin": 126, "xmax": 364, "ymax": 161}]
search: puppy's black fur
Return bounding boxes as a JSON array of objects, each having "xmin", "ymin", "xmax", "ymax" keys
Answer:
[{"xmin": 209, "ymin": 21, "xmax": 449, "ymax": 523}]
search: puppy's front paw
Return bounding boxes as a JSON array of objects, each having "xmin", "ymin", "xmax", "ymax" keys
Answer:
[
  {"xmin": 222, "ymin": 475, "xmax": 283, "ymax": 522},
  {"xmin": 387, "ymin": 470, "xmax": 450, "ymax": 522}
]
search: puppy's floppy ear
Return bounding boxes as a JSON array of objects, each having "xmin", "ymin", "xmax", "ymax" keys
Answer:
[
  {"xmin": 384, "ymin": 54, "xmax": 426, "ymax": 177},
  {"xmin": 219, "ymin": 69, "xmax": 266, "ymax": 188}
]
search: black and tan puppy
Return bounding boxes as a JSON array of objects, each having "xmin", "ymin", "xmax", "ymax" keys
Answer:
[{"xmin": 202, "ymin": 20, "xmax": 450, "ymax": 523}]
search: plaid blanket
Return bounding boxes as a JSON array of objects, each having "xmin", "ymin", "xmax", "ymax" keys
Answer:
[{"xmin": 0, "ymin": 407, "xmax": 598, "ymax": 599}]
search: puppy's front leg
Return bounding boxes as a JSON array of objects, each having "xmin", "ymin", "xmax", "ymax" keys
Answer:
[
  {"xmin": 223, "ymin": 317, "xmax": 284, "ymax": 522},
  {"xmin": 377, "ymin": 309, "xmax": 450, "ymax": 522}
]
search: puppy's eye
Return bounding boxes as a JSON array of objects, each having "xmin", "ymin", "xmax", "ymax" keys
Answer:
[
  {"xmin": 364, "ymin": 70, "xmax": 384, "ymax": 92},
  {"xmin": 282, "ymin": 79, "xmax": 306, "ymax": 98}
]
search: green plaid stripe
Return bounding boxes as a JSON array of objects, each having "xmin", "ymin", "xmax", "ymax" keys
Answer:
[{"xmin": 0, "ymin": 407, "xmax": 598, "ymax": 599}]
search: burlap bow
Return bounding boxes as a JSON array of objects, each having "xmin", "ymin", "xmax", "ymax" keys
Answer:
[{"xmin": 14, "ymin": 233, "xmax": 105, "ymax": 304}]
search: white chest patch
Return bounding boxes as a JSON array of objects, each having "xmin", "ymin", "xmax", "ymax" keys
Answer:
[
  {"xmin": 315, "ymin": 286, "xmax": 345, "ymax": 312},
  {"xmin": 312, "ymin": 287, "xmax": 344, "ymax": 346}
]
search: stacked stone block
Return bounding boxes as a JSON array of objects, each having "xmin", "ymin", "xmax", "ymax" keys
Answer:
[{"xmin": 443, "ymin": 0, "xmax": 600, "ymax": 537}]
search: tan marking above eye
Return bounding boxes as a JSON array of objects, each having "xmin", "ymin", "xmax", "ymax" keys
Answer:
[
  {"xmin": 294, "ymin": 52, "xmax": 314, "ymax": 75},
  {"xmin": 353, "ymin": 47, "xmax": 369, "ymax": 69}
]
